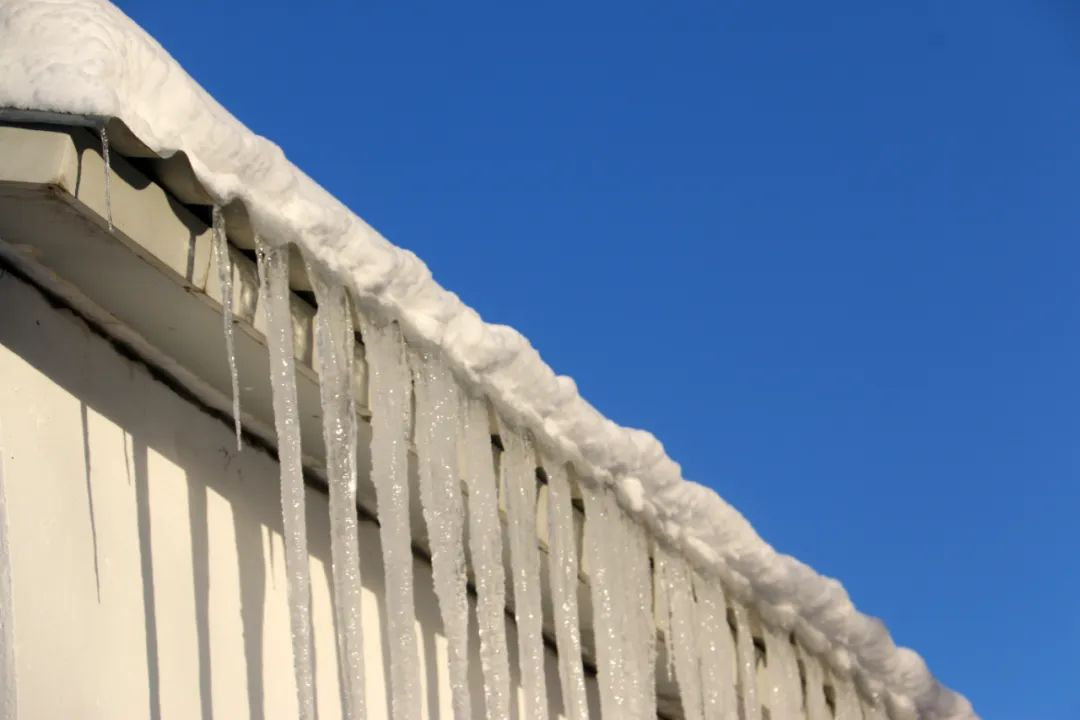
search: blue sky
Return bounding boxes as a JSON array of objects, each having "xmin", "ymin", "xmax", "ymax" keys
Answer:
[{"xmin": 117, "ymin": 2, "xmax": 1078, "ymax": 716}]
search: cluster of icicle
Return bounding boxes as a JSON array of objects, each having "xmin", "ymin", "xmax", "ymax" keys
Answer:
[
  {"xmin": 0, "ymin": 3, "xmax": 974, "ymax": 714},
  {"xmin": 206, "ymin": 228, "xmax": 910, "ymax": 719}
]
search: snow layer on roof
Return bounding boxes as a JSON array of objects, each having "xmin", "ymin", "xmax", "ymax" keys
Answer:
[{"xmin": 0, "ymin": 1, "xmax": 976, "ymax": 717}]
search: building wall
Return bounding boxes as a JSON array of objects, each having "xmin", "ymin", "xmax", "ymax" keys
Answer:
[{"xmin": 0, "ymin": 271, "xmax": 596, "ymax": 719}]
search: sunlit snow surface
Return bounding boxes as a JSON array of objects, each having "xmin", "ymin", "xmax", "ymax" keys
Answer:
[{"xmin": 0, "ymin": 1, "xmax": 975, "ymax": 716}]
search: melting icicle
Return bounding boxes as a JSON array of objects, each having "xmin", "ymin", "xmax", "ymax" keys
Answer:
[
  {"xmin": 461, "ymin": 395, "xmax": 511, "ymax": 719},
  {"xmin": 0, "ymin": 429, "xmax": 17, "ymax": 720},
  {"xmin": 309, "ymin": 267, "xmax": 365, "ymax": 720},
  {"xmin": 410, "ymin": 352, "xmax": 472, "ymax": 720},
  {"xmin": 502, "ymin": 431, "xmax": 548, "ymax": 720},
  {"xmin": 861, "ymin": 693, "xmax": 891, "ymax": 720},
  {"xmin": 733, "ymin": 603, "xmax": 762, "ymax": 720},
  {"xmin": 582, "ymin": 484, "xmax": 624, "ymax": 718},
  {"xmin": 256, "ymin": 239, "xmax": 314, "ymax": 720},
  {"xmin": 693, "ymin": 573, "xmax": 737, "ymax": 720},
  {"xmin": 652, "ymin": 542, "xmax": 675, "ymax": 684},
  {"xmin": 654, "ymin": 546, "xmax": 704, "ymax": 720},
  {"xmin": 831, "ymin": 673, "xmax": 863, "ymax": 720},
  {"xmin": 545, "ymin": 462, "xmax": 589, "ymax": 720},
  {"xmin": 213, "ymin": 207, "xmax": 242, "ymax": 451},
  {"xmin": 356, "ymin": 313, "xmax": 420, "ymax": 720},
  {"xmin": 99, "ymin": 125, "xmax": 113, "ymax": 232},
  {"xmin": 763, "ymin": 625, "xmax": 805, "ymax": 719},
  {"xmin": 799, "ymin": 646, "xmax": 831, "ymax": 720},
  {"xmin": 583, "ymin": 485, "xmax": 657, "ymax": 718},
  {"xmin": 622, "ymin": 507, "xmax": 657, "ymax": 720}
]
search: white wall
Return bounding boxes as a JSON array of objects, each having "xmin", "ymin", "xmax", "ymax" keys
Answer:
[{"xmin": 0, "ymin": 271, "xmax": 598, "ymax": 718}]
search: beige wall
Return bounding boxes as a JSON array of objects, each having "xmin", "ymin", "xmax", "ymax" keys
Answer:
[{"xmin": 0, "ymin": 270, "xmax": 597, "ymax": 719}]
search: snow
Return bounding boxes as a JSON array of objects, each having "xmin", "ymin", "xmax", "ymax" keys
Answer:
[
  {"xmin": 255, "ymin": 240, "xmax": 316, "ymax": 719},
  {"xmin": 0, "ymin": 2, "xmax": 976, "ymax": 716}
]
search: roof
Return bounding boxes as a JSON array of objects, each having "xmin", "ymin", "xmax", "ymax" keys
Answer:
[{"xmin": 0, "ymin": 2, "xmax": 976, "ymax": 717}]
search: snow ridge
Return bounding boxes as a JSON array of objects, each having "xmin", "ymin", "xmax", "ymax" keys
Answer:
[{"xmin": 0, "ymin": 2, "xmax": 975, "ymax": 717}]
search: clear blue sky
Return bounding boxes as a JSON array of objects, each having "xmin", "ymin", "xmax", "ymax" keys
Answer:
[{"xmin": 116, "ymin": 2, "xmax": 1078, "ymax": 716}]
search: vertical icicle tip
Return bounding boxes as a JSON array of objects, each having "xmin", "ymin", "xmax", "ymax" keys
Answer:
[
  {"xmin": 213, "ymin": 207, "xmax": 242, "ymax": 451},
  {"xmin": 98, "ymin": 125, "xmax": 113, "ymax": 233}
]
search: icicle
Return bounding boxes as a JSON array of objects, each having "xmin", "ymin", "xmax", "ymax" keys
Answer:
[
  {"xmin": 733, "ymin": 603, "xmax": 762, "ymax": 720},
  {"xmin": 798, "ymin": 646, "xmax": 831, "ymax": 720},
  {"xmin": 461, "ymin": 395, "xmax": 511, "ymax": 719},
  {"xmin": 309, "ymin": 266, "xmax": 365, "ymax": 720},
  {"xmin": 410, "ymin": 352, "xmax": 472, "ymax": 720},
  {"xmin": 831, "ymin": 673, "xmax": 863, "ymax": 720},
  {"xmin": 255, "ymin": 239, "xmax": 314, "ymax": 720},
  {"xmin": 763, "ymin": 625, "xmax": 805, "ymax": 719},
  {"xmin": 98, "ymin": 125, "xmax": 113, "ymax": 232},
  {"xmin": 692, "ymin": 573, "xmax": 737, "ymax": 720},
  {"xmin": 655, "ymin": 547, "xmax": 704, "ymax": 720},
  {"xmin": 0, "ymin": 428, "xmax": 17, "ymax": 720},
  {"xmin": 213, "ymin": 207, "xmax": 242, "ymax": 451},
  {"xmin": 356, "ymin": 313, "xmax": 420, "ymax": 720},
  {"xmin": 582, "ymin": 484, "xmax": 625, "ymax": 718},
  {"xmin": 652, "ymin": 543, "xmax": 675, "ymax": 684},
  {"xmin": 861, "ymin": 693, "xmax": 891, "ymax": 720},
  {"xmin": 545, "ymin": 462, "xmax": 589, "ymax": 720},
  {"xmin": 502, "ymin": 431, "xmax": 548, "ymax": 720},
  {"xmin": 623, "ymin": 508, "xmax": 657, "ymax": 719}
]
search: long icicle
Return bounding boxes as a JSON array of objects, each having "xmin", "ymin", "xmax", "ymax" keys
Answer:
[
  {"xmin": 502, "ymin": 431, "xmax": 548, "ymax": 720},
  {"xmin": 587, "ymin": 483, "xmax": 622, "ymax": 720},
  {"xmin": 213, "ymin": 207, "xmax": 242, "ymax": 451},
  {"xmin": 733, "ymin": 602, "xmax": 762, "ymax": 720},
  {"xmin": 461, "ymin": 395, "xmax": 511, "ymax": 719},
  {"xmin": 763, "ymin": 625, "xmax": 804, "ymax": 719},
  {"xmin": 623, "ymin": 507, "xmax": 656, "ymax": 719},
  {"xmin": 410, "ymin": 352, "xmax": 472, "ymax": 719},
  {"xmin": 652, "ymin": 542, "xmax": 675, "ymax": 684},
  {"xmin": 655, "ymin": 546, "xmax": 704, "ymax": 720},
  {"xmin": 99, "ymin": 125, "xmax": 113, "ymax": 232},
  {"xmin": 799, "ymin": 645, "xmax": 832, "ymax": 720},
  {"xmin": 832, "ymin": 671, "xmax": 863, "ymax": 720},
  {"xmin": 693, "ymin": 572, "xmax": 737, "ymax": 720},
  {"xmin": 309, "ymin": 266, "xmax": 366, "ymax": 719},
  {"xmin": 255, "ymin": 239, "xmax": 314, "ymax": 719},
  {"xmin": 545, "ymin": 462, "xmax": 589, "ymax": 720},
  {"xmin": 356, "ymin": 313, "xmax": 420, "ymax": 720},
  {"xmin": 0, "ymin": 425, "xmax": 17, "ymax": 720}
]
